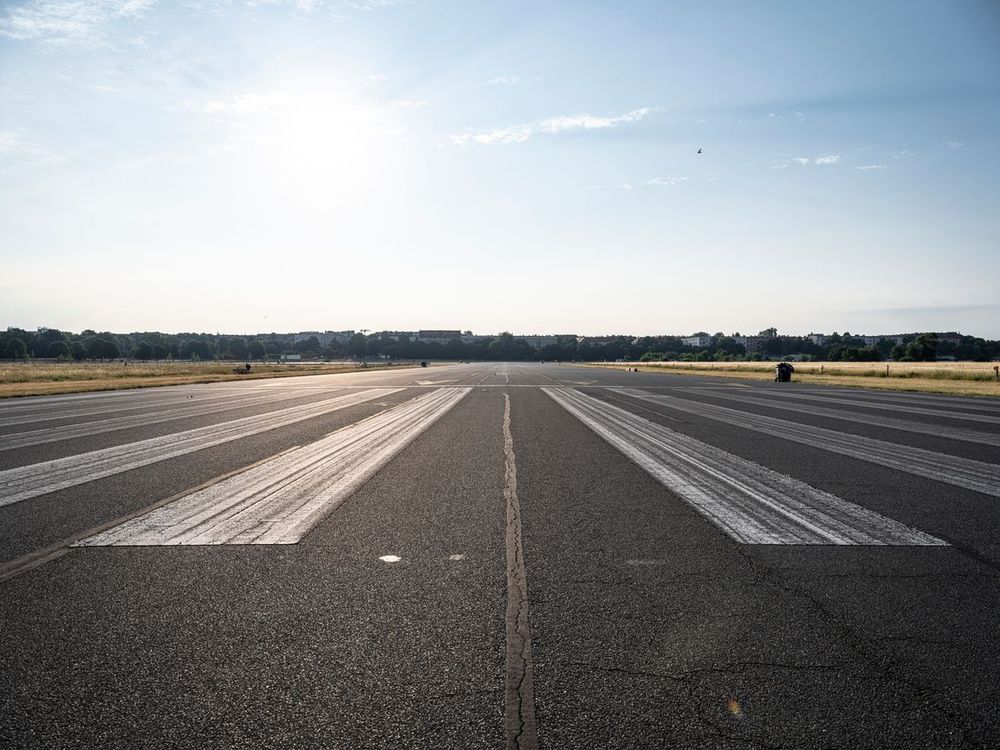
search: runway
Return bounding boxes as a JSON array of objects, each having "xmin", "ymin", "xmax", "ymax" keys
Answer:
[{"xmin": 2, "ymin": 362, "xmax": 998, "ymax": 748}]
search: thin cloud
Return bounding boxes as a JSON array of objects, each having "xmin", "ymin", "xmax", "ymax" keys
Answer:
[
  {"xmin": 390, "ymin": 99, "xmax": 427, "ymax": 108},
  {"xmin": 0, "ymin": 130, "xmax": 63, "ymax": 170},
  {"xmin": 778, "ymin": 153, "xmax": 841, "ymax": 167},
  {"xmin": 451, "ymin": 107, "xmax": 653, "ymax": 146},
  {"xmin": 644, "ymin": 176, "xmax": 687, "ymax": 186},
  {"xmin": 856, "ymin": 164, "xmax": 886, "ymax": 171},
  {"xmin": 195, "ymin": 90, "xmax": 297, "ymax": 118},
  {"xmin": 248, "ymin": 0, "xmax": 320, "ymax": 11},
  {"xmin": 0, "ymin": 0, "xmax": 154, "ymax": 43},
  {"xmin": 945, "ymin": 140, "xmax": 964, "ymax": 149},
  {"xmin": 341, "ymin": 0, "xmax": 403, "ymax": 10},
  {"xmin": 483, "ymin": 75, "xmax": 520, "ymax": 86}
]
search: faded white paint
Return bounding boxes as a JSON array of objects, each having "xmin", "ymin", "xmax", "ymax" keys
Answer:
[
  {"xmin": 545, "ymin": 387, "xmax": 945, "ymax": 546},
  {"xmin": 685, "ymin": 389, "xmax": 1000, "ymax": 448},
  {"xmin": 80, "ymin": 388, "xmax": 470, "ymax": 545},
  {"xmin": 0, "ymin": 388, "xmax": 347, "ymax": 451},
  {"xmin": 0, "ymin": 388, "xmax": 401, "ymax": 507},
  {"xmin": 614, "ymin": 387, "xmax": 1000, "ymax": 498}
]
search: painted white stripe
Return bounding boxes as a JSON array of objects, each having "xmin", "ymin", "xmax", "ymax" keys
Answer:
[
  {"xmin": 0, "ymin": 388, "xmax": 401, "ymax": 508},
  {"xmin": 0, "ymin": 391, "xmax": 237, "ymax": 427},
  {"xmin": 81, "ymin": 387, "xmax": 470, "ymax": 545},
  {"xmin": 545, "ymin": 388, "xmax": 943, "ymax": 546},
  {"xmin": 685, "ymin": 389, "xmax": 1000, "ymax": 448},
  {"xmin": 613, "ymin": 388, "xmax": 1000, "ymax": 498},
  {"xmin": 741, "ymin": 386, "xmax": 1000, "ymax": 412},
  {"xmin": 0, "ymin": 388, "xmax": 345, "ymax": 450},
  {"xmin": 759, "ymin": 391, "xmax": 1000, "ymax": 425}
]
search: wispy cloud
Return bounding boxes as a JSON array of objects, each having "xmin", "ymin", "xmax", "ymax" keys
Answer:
[
  {"xmin": 644, "ymin": 176, "xmax": 687, "ymax": 187},
  {"xmin": 945, "ymin": 140, "xmax": 964, "ymax": 149},
  {"xmin": 451, "ymin": 107, "xmax": 653, "ymax": 146},
  {"xmin": 591, "ymin": 175, "xmax": 689, "ymax": 193},
  {"xmin": 483, "ymin": 75, "xmax": 520, "ymax": 86},
  {"xmin": 190, "ymin": 90, "xmax": 297, "ymax": 119},
  {"xmin": 0, "ymin": 0, "xmax": 154, "ymax": 43},
  {"xmin": 776, "ymin": 153, "xmax": 841, "ymax": 168},
  {"xmin": 390, "ymin": 99, "xmax": 427, "ymax": 108},
  {"xmin": 341, "ymin": 0, "xmax": 403, "ymax": 10},
  {"xmin": 248, "ymin": 0, "xmax": 321, "ymax": 11},
  {"xmin": 855, "ymin": 164, "xmax": 885, "ymax": 171},
  {"xmin": 0, "ymin": 130, "xmax": 63, "ymax": 170}
]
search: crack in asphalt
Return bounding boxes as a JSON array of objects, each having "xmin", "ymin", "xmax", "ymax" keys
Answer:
[
  {"xmin": 503, "ymin": 392, "xmax": 538, "ymax": 750},
  {"xmin": 739, "ymin": 549, "xmax": 987, "ymax": 748}
]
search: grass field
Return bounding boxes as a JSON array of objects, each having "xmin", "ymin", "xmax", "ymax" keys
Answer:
[
  {"xmin": 0, "ymin": 361, "xmax": 413, "ymax": 398},
  {"xmin": 587, "ymin": 360, "xmax": 1000, "ymax": 398}
]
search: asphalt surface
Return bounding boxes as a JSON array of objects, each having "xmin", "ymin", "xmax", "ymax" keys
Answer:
[{"xmin": 2, "ymin": 362, "xmax": 999, "ymax": 748}]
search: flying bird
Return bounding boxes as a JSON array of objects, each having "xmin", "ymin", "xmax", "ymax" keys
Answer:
[{"xmin": 697, "ymin": 148, "xmax": 703, "ymax": 154}]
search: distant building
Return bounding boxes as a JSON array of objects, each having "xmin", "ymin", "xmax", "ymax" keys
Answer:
[
  {"xmin": 516, "ymin": 335, "xmax": 559, "ymax": 349},
  {"xmin": 280, "ymin": 354, "xmax": 302, "ymax": 361},
  {"xmin": 734, "ymin": 335, "xmax": 765, "ymax": 353},
  {"xmin": 862, "ymin": 334, "xmax": 905, "ymax": 347},
  {"xmin": 682, "ymin": 335, "xmax": 713, "ymax": 348},
  {"xmin": 417, "ymin": 330, "xmax": 463, "ymax": 345}
]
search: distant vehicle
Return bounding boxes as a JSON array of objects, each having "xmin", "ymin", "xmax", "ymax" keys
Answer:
[
  {"xmin": 775, "ymin": 362, "xmax": 794, "ymax": 382},
  {"xmin": 420, "ymin": 361, "xmax": 428, "ymax": 367}
]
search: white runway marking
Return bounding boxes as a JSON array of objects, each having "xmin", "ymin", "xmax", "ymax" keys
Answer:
[
  {"xmin": 0, "ymin": 390, "xmax": 242, "ymax": 427},
  {"xmin": 755, "ymin": 390, "xmax": 1000, "ymax": 425},
  {"xmin": 684, "ymin": 389, "xmax": 1000, "ymax": 447},
  {"xmin": 80, "ymin": 388, "xmax": 469, "ymax": 545},
  {"xmin": 613, "ymin": 388, "xmax": 1000, "ymax": 498},
  {"xmin": 0, "ymin": 389, "xmax": 346, "ymax": 451},
  {"xmin": 767, "ymin": 388, "xmax": 1000, "ymax": 414},
  {"xmin": 0, "ymin": 388, "xmax": 401, "ymax": 508},
  {"xmin": 545, "ymin": 388, "xmax": 945, "ymax": 546}
]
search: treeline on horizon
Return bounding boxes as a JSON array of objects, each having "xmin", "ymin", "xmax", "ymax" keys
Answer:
[{"xmin": 2, "ymin": 327, "xmax": 999, "ymax": 363}]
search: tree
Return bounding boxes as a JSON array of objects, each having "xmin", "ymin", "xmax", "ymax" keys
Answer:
[
  {"xmin": 228, "ymin": 338, "xmax": 248, "ymax": 360},
  {"xmin": 348, "ymin": 333, "xmax": 368, "ymax": 358},
  {"xmin": 90, "ymin": 338, "xmax": 120, "ymax": 361},
  {"xmin": 47, "ymin": 340, "xmax": 69, "ymax": 358},
  {"xmin": 181, "ymin": 340, "xmax": 212, "ymax": 360},
  {"xmin": 151, "ymin": 344, "xmax": 169, "ymax": 361},
  {"xmin": 7, "ymin": 337, "xmax": 27, "ymax": 360},
  {"xmin": 294, "ymin": 336, "xmax": 321, "ymax": 354},
  {"xmin": 70, "ymin": 341, "xmax": 88, "ymax": 361},
  {"xmin": 906, "ymin": 334, "xmax": 938, "ymax": 362},
  {"xmin": 248, "ymin": 341, "xmax": 266, "ymax": 360},
  {"xmin": 135, "ymin": 341, "xmax": 154, "ymax": 361}
]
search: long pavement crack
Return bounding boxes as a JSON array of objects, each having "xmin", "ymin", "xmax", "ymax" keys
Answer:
[{"xmin": 503, "ymin": 392, "xmax": 538, "ymax": 750}]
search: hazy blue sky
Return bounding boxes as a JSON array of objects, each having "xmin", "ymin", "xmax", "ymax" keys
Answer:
[{"xmin": 2, "ymin": 0, "xmax": 998, "ymax": 336}]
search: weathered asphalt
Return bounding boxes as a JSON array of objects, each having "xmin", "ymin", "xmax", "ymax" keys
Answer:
[{"xmin": 2, "ymin": 362, "xmax": 998, "ymax": 748}]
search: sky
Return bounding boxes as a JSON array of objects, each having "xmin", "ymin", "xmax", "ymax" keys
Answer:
[{"xmin": 1, "ymin": 0, "xmax": 998, "ymax": 338}]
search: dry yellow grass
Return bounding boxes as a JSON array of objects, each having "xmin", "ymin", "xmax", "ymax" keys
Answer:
[
  {"xmin": 586, "ymin": 361, "xmax": 1000, "ymax": 398},
  {"xmin": 0, "ymin": 361, "xmax": 413, "ymax": 398}
]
